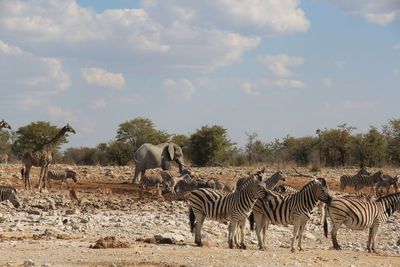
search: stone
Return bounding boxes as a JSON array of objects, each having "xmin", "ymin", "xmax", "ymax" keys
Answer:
[{"xmin": 24, "ymin": 259, "xmax": 36, "ymax": 267}]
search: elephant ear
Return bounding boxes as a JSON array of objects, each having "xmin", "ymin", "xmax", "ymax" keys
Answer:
[{"xmin": 167, "ymin": 143, "xmax": 175, "ymax": 160}]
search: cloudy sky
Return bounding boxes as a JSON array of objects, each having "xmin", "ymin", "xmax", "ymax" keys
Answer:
[{"xmin": 1, "ymin": 0, "xmax": 399, "ymax": 149}]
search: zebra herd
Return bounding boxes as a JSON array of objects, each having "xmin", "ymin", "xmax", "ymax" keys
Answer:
[{"xmin": 187, "ymin": 167, "xmax": 400, "ymax": 253}]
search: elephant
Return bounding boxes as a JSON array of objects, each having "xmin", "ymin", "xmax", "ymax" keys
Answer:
[{"xmin": 133, "ymin": 142, "xmax": 185, "ymax": 184}]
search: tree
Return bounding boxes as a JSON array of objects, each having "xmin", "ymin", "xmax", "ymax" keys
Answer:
[
  {"xmin": 244, "ymin": 132, "xmax": 269, "ymax": 165},
  {"xmin": 12, "ymin": 121, "xmax": 69, "ymax": 158},
  {"xmin": 351, "ymin": 127, "xmax": 387, "ymax": 167},
  {"xmin": 187, "ymin": 125, "xmax": 235, "ymax": 166},
  {"xmin": 0, "ymin": 130, "xmax": 12, "ymax": 155},
  {"xmin": 106, "ymin": 141, "xmax": 132, "ymax": 166},
  {"xmin": 383, "ymin": 119, "xmax": 400, "ymax": 165},
  {"xmin": 116, "ymin": 117, "xmax": 170, "ymax": 152}
]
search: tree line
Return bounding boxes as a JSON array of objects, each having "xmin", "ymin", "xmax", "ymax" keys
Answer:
[{"xmin": 1, "ymin": 117, "xmax": 400, "ymax": 168}]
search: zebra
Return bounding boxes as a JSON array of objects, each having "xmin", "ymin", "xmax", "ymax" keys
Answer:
[
  {"xmin": 235, "ymin": 168, "xmax": 267, "ymax": 190},
  {"xmin": 188, "ymin": 176, "xmax": 269, "ymax": 249},
  {"xmin": 339, "ymin": 171, "xmax": 383, "ymax": 196},
  {"xmin": 173, "ymin": 176, "xmax": 216, "ymax": 199},
  {"xmin": 376, "ymin": 175, "xmax": 399, "ymax": 195},
  {"xmin": 264, "ymin": 171, "xmax": 286, "ymax": 189},
  {"xmin": 139, "ymin": 173, "xmax": 165, "ymax": 200},
  {"xmin": 0, "ymin": 186, "xmax": 20, "ymax": 208},
  {"xmin": 323, "ymin": 192, "xmax": 400, "ymax": 253},
  {"xmin": 46, "ymin": 169, "xmax": 77, "ymax": 188},
  {"xmin": 249, "ymin": 178, "xmax": 332, "ymax": 252},
  {"xmin": 273, "ymin": 184, "xmax": 297, "ymax": 194}
]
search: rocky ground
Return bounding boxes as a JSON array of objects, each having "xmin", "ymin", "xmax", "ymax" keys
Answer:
[{"xmin": 0, "ymin": 164, "xmax": 399, "ymax": 266}]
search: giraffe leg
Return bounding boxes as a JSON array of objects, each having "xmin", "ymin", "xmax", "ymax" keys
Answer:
[{"xmin": 38, "ymin": 166, "xmax": 45, "ymax": 192}]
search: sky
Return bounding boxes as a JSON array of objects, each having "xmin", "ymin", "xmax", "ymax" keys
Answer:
[{"xmin": 0, "ymin": 0, "xmax": 399, "ymax": 149}]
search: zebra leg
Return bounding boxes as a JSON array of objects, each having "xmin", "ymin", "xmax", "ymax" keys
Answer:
[
  {"xmin": 254, "ymin": 213, "xmax": 266, "ymax": 250},
  {"xmin": 331, "ymin": 224, "xmax": 342, "ymax": 250},
  {"xmin": 194, "ymin": 214, "xmax": 205, "ymax": 246},
  {"xmin": 318, "ymin": 202, "xmax": 325, "ymax": 225},
  {"xmin": 228, "ymin": 221, "xmax": 238, "ymax": 249},
  {"xmin": 239, "ymin": 219, "xmax": 247, "ymax": 249},
  {"xmin": 368, "ymin": 223, "xmax": 380, "ymax": 253},
  {"xmin": 297, "ymin": 220, "xmax": 308, "ymax": 251},
  {"xmin": 291, "ymin": 220, "xmax": 301, "ymax": 252},
  {"xmin": 262, "ymin": 219, "xmax": 269, "ymax": 249}
]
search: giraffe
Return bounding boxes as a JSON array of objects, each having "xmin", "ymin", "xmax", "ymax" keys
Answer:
[
  {"xmin": 21, "ymin": 124, "xmax": 76, "ymax": 191},
  {"xmin": 0, "ymin": 119, "xmax": 12, "ymax": 130},
  {"xmin": 0, "ymin": 120, "xmax": 11, "ymax": 165}
]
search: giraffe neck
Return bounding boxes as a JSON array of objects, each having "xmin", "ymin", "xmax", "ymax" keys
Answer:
[{"xmin": 38, "ymin": 127, "xmax": 68, "ymax": 152}]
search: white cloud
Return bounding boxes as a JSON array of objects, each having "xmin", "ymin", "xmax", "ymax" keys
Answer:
[
  {"xmin": 242, "ymin": 82, "xmax": 260, "ymax": 96},
  {"xmin": 0, "ymin": 40, "xmax": 70, "ymax": 92},
  {"xmin": 394, "ymin": 43, "xmax": 400, "ymax": 50},
  {"xmin": 273, "ymin": 79, "xmax": 306, "ymax": 89},
  {"xmin": 322, "ymin": 78, "xmax": 333, "ymax": 88},
  {"xmin": 335, "ymin": 60, "xmax": 345, "ymax": 70},
  {"xmin": 143, "ymin": 0, "xmax": 310, "ymax": 36},
  {"xmin": 328, "ymin": 0, "xmax": 400, "ymax": 26},
  {"xmin": 162, "ymin": 79, "xmax": 196, "ymax": 101},
  {"xmin": 0, "ymin": 40, "xmax": 22, "ymax": 55},
  {"xmin": 81, "ymin": 67, "xmax": 125, "ymax": 89},
  {"xmin": 343, "ymin": 100, "xmax": 375, "ymax": 110},
  {"xmin": 47, "ymin": 106, "xmax": 78, "ymax": 122},
  {"xmin": 258, "ymin": 54, "xmax": 304, "ymax": 77}
]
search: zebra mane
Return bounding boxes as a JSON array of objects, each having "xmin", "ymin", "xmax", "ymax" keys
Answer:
[
  {"xmin": 376, "ymin": 192, "xmax": 400, "ymax": 203},
  {"xmin": 300, "ymin": 178, "xmax": 326, "ymax": 192}
]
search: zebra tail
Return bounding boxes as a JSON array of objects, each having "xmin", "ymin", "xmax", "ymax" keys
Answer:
[
  {"xmin": 323, "ymin": 205, "xmax": 328, "ymax": 238},
  {"xmin": 249, "ymin": 212, "xmax": 255, "ymax": 231},
  {"xmin": 189, "ymin": 207, "xmax": 196, "ymax": 233}
]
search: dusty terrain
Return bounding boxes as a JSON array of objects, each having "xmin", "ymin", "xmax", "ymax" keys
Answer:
[{"xmin": 0, "ymin": 164, "xmax": 399, "ymax": 267}]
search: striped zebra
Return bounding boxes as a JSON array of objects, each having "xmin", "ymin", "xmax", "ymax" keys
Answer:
[
  {"xmin": 249, "ymin": 178, "xmax": 332, "ymax": 252},
  {"xmin": 376, "ymin": 175, "xmax": 399, "ymax": 195},
  {"xmin": 47, "ymin": 169, "xmax": 77, "ymax": 188},
  {"xmin": 236, "ymin": 168, "xmax": 267, "ymax": 190},
  {"xmin": 188, "ymin": 176, "xmax": 269, "ymax": 249},
  {"xmin": 264, "ymin": 171, "xmax": 286, "ymax": 189},
  {"xmin": 273, "ymin": 184, "xmax": 297, "ymax": 194},
  {"xmin": 323, "ymin": 192, "xmax": 400, "ymax": 252},
  {"xmin": 0, "ymin": 186, "xmax": 20, "ymax": 208},
  {"xmin": 339, "ymin": 171, "xmax": 383, "ymax": 196}
]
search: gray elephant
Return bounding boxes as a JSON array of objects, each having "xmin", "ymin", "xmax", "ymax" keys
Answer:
[{"xmin": 133, "ymin": 142, "xmax": 185, "ymax": 184}]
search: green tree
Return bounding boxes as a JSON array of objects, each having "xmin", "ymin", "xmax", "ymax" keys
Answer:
[
  {"xmin": 0, "ymin": 130, "xmax": 12, "ymax": 155},
  {"xmin": 106, "ymin": 141, "xmax": 132, "ymax": 166},
  {"xmin": 187, "ymin": 125, "xmax": 235, "ymax": 166},
  {"xmin": 383, "ymin": 119, "xmax": 400, "ymax": 165},
  {"xmin": 12, "ymin": 121, "xmax": 68, "ymax": 158},
  {"xmin": 116, "ymin": 117, "xmax": 170, "ymax": 152},
  {"xmin": 244, "ymin": 132, "xmax": 269, "ymax": 165}
]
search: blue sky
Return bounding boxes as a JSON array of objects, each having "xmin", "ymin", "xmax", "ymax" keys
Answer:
[{"xmin": 0, "ymin": 0, "xmax": 399, "ymax": 149}]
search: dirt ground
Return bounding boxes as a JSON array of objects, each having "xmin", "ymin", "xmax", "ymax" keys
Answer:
[{"xmin": 0, "ymin": 164, "xmax": 399, "ymax": 266}]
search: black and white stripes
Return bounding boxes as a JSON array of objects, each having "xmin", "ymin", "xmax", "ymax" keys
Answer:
[
  {"xmin": 250, "ymin": 178, "xmax": 332, "ymax": 252},
  {"xmin": 188, "ymin": 176, "xmax": 268, "ymax": 249},
  {"xmin": 0, "ymin": 186, "xmax": 20, "ymax": 208},
  {"xmin": 324, "ymin": 192, "xmax": 400, "ymax": 252},
  {"xmin": 339, "ymin": 171, "xmax": 383, "ymax": 196}
]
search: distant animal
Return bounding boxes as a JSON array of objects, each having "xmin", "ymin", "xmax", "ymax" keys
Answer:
[
  {"xmin": 189, "ymin": 176, "xmax": 269, "ymax": 249},
  {"xmin": 173, "ymin": 176, "xmax": 215, "ymax": 199},
  {"xmin": 68, "ymin": 188, "xmax": 81, "ymax": 205},
  {"xmin": 0, "ymin": 154, "xmax": 8, "ymax": 165},
  {"xmin": 133, "ymin": 143, "xmax": 185, "ymax": 184},
  {"xmin": 323, "ymin": 192, "xmax": 400, "ymax": 253},
  {"xmin": 376, "ymin": 175, "xmax": 399, "ymax": 195},
  {"xmin": 0, "ymin": 186, "xmax": 20, "ymax": 208},
  {"xmin": 96, "ymin": 186, "xmax": 113, "ymax": 196},
  {"xmin": 46, "ymin": 169, "xmax": 78, "ymax": 188},
  {"xmin": 264, "ymin": 171, "xmax": 286, "ymax": 189},
  {"xmin": 0, "ymin": 119, "xmax": 11, "ymax": 130},
  {"xmin": 339, "ymin": 171, "xmax": 383, "ymax": 196},
  {"xmin": 249, "ymin": 178, "xmax": 332, "ymax": 252},
  {"xmin": 139, "ymin": 174, "xmax": 165, "ymax": 200}
]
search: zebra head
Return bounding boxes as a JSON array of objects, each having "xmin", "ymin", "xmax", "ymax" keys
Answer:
[
  {"xmin": 271, "ymin": 170, "xmax": 286, "ymax": 182},
  {"xmin": 251, "ymin": 178, "xmax": 270, "ymax": 199},
  {"xmin": 358, "ymin": 166, "xmax": 371, "ymax": 176},
  {"xmin": 0, "ymin": 119, "xmax": 11, "ymax": 130},
  {"xmin": 8, "ymin": 189, "xmax": 20, "ymax": 208},
  {"xmin": 66, "ymin": 169, "xmax": 78, "ymax": 182},
  {"xmin": 252, "ymin": 167, "xmax": 267, "ymax": 181},
  {"xmin": 373, "ymin": 171, "xmax": 384, "ymax": 183},
  {"xmin": 314, "ymin": 178, "xmax": 332, "ymax": 205}
]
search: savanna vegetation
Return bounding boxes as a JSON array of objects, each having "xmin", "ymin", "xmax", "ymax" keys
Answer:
[{"xmin": 1, "ymin": 117, "xmax": 400, "ymax": 168}]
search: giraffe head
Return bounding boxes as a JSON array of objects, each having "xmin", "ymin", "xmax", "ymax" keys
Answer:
[
  {"xmin": 0, "ymin": 119, "xmax": 11, "ymax": 130},
  {"xmin": 64, "ymin": 123, "xmax": 76, "ymax": 134}
]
